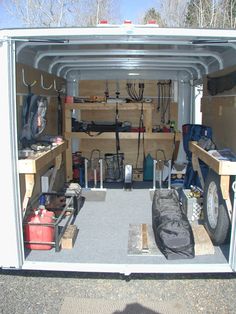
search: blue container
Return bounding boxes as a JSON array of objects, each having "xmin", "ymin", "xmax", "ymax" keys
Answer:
[{"xmin": 143, "ymin": 153, "xmax": 153, "ymax": 181}]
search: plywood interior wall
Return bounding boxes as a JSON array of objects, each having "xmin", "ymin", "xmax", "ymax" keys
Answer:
[
  {"xmin": 80, "ymin": 103, "xmax": 178, "ymax": 129},
  {"xmin": 202, "ymin": 67, "xmax": 236, "ymax": 153},
  {"xmin": 16, "ymin": 63, "xmax": 65, "ymax": 135},
  {"xmin": 202, "ymin": 96, "xmax": 236, "ymax": 152},
  {"xmin": 78, "ymin": 80, "xmax": 178, "ymax": 167},
  {"xmin": 79, "ymin": 80, "xmax": 167, "ymax": 98},
  {"xmin": 16, "ymin": 63, "xmax": 66, "ymax": 205}
]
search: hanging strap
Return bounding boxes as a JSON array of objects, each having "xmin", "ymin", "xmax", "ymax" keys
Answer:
[
  {"xmin": 115, "ymin": 102, "xmax": 120, "ymax": 152},
  {"xmin": 136, "ymin": 102, "xmax": 144, "ymax": 169},
  {"xmin": 115, "ymin": 101, "xmax": 121, "ymax": 180},
  {"xmin": 57, "ymin": 90, "xmax": 62, "ymax": 135}
]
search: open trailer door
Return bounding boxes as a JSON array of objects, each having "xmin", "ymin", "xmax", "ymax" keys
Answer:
[
  {"xmin": 0, "ymin": 35, "xmax": 24, "ymax": 269},
  {"xmin": 229, "ymin": 181, "xmax": 236, "ymax": 272}
]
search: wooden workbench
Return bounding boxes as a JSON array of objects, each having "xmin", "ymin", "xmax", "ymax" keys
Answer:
[
  {"xmin": 189, "ymin": 141, "xmax": 236, "ymax": 218},
  {"xmin": 18, "ymin": 141, "xmax": 67, "ymax": 212}
]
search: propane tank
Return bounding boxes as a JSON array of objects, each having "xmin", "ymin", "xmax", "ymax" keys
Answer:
[{"xmin": 24, "ymin": 207, "xmax": 54, "ymax": 250}]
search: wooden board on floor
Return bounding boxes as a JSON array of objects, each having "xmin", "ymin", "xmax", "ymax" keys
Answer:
[
  {"xmin": 61, "ymin": 225, "xmax": 78, "ymax": 249},
  {"xmin": 141, "ymin": 223, "xmax": 149, "ymax": 252},
  {"xmin": 192, "ymin": 224, "xmax": 215, "ymax": 255}
]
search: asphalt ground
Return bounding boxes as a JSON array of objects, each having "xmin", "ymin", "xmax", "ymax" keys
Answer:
[{"xmin": 0, "ymin": 270, "xmax": 236, "ymax": 313}]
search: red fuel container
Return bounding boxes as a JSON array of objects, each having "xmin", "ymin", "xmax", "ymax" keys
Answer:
[{"xmin": 24, "ymin": 210, "xmax": 54, "ymax": 250}]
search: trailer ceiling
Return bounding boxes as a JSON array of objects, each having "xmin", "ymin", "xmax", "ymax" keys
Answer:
[{"xmin": 3, "ymin": 26, "xmax": 236, "ymax": 81}]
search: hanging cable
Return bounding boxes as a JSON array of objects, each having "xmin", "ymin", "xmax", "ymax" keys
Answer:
[
  {"xmin": 104, "ymin": 80, "xmax": 109, "ymax": 100},
  {"xmin": 135, "ymin": 102, "xmax": 145, "ymax": 169},
  {"xmin": 158, "ymin": 80, "xmax": 172, "ymax": 124},
  {"xmin": 126, "ymin": 82, "xmax": 144, "ymax": 102},
  {"xmin": 115, "ymin": 85, "xmax": 121, "ymax": 180}
]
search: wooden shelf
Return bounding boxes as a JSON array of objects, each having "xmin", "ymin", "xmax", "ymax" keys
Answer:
[
  {"xmin": 64, "ymin": 102, "xmax": 154, "ymax": 111},
  {"xmin": 189, "ymin": 141, "xmax": 236, "ymax": 176},
  {"xmin": 63, "ymin": 101, "xmax": 180, "ymax": 181},
  {"xmin": 18, "ymin": 141, "xmax": 67, "ymax": 174},
  {"xmin": 65, "ymin": 131, "xmax": 181, "ymax": 141}
]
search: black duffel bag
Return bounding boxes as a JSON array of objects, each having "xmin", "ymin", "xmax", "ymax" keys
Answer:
[{"xmin": 152, "ymin": 189, "xmax": 195, "ymax": 260}]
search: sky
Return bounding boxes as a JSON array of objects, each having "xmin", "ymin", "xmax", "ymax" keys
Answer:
[
  {"xmin": 0, "ymin": 0, "xmax": 158, "ymax": 28},
  {"xmin": 120, "ymin": 0, "xmax": 158, "ymax": 23}
]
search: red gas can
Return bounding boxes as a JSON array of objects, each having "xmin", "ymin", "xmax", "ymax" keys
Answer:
[{"xmin": 24, "ymin": 210, "xmax": 54, "ymax": 250}]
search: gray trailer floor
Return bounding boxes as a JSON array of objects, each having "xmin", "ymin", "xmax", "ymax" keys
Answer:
[{"xmin": 25, "ymin": 188, "xmax": 229, "ymax": 266}]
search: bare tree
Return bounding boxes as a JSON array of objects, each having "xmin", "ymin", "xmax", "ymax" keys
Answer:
[
  {"xmin": 185, "ymin": 0, "xmax": 236, "ymax": 28},
  {"xmin": 78, "ymin": 0, "xmax": 121, "ymax": 26},
  {"xmin": 223, "ymin": 0, "xmax": 236, "ymax": 28},
  {"xmin": 160, "ymin": 0, "xmax": 189, "ymax": 27},
  {"xmin": 4, "ymin": 0, "xmax": 81, "ymax": 27},
  {"xmin": 4, "ymin": 0, "xmax": 121, "ymax": 27}
]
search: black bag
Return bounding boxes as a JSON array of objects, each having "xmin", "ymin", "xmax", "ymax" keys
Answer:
[{"xmin": 152, "ymin": 189, "xmax": 195, "ymax": 260}]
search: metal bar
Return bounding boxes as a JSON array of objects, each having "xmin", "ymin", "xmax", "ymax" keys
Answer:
[
  {"xmin": 153, "ymin": 160, "xmax": 157, "ymax": 190},
  {"xmin": 99, "ymin": 159, "xmax": 103, "ymax": 189},
  {"xmin": 94, "ymin": 169, "xmax": 97, "ymax": 188},
  {"xmin": 159, "ymin": 166, "xmax": 162, "ymax": 189},
  {"xmin": 168, "ymin": 160, "xmax": 172, "ymax": 189},
  {"xmin": 84, "ymin": 159, "xmax": 88, "ymax": 189},
  {"xmin": 55, "ymin": 224, "xmax": 60, "ymax": 252},
  {"xmin": 229, "ymin": 181, "xmax": 236, "ymax": 269}
]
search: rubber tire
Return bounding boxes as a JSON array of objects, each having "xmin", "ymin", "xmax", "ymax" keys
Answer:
[{"xmin": 203, "ymin": 169, "xmax": 230, "ymax": 245}]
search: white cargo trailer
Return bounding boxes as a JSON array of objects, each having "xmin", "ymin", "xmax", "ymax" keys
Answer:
[{"xmin": 0, "ymin": 25, "xmax": 236, "ymax": 274}]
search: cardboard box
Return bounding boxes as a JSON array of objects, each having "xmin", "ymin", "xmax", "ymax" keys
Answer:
[
  {"xmin": 133, "ymin": 168, "xmax": 143, "ymax": 181},
  {"xmin": 182, "ymin": 189, "xmax": 203, "ymax": 222}
]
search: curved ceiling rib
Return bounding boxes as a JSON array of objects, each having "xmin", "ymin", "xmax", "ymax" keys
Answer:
[
  {"xmin": 16, "ymin": 40, "xmax": 236, "ymax": 58},
  {"xmin": 34, "ymin": 49, "xmax": 223, "ymax": 70},
  {"xmin": 64, "ymin": 66, "xmax": 194, "ymax": 80},
  {"xmin": 57, "ymin": 62, "xmax": 201, "ymax": 79},
  {"xmin": 49, "ymin": 57, "xmax": 208, "ymax": 75}
]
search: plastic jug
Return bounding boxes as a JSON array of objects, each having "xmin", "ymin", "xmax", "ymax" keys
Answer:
[{"xmin": 143, "ymin": 153, "xmax": 153, "ymax": 181}]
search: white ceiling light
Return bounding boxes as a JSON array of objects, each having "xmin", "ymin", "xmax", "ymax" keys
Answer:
[{"xmin": 128, "ymin": 72, "xmax": 140, "ymax": 76}]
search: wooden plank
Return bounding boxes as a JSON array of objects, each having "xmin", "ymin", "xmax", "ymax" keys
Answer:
[
  {"xmin": 64, "ymin": 102, "xmax": 154, "ymax": 111},
  {"xmin": 220, "ymin": 175, "xmax": 232, "ymax": 218},
  {"xmin": 141, "ymin": 223, "xmax": 149, "ymax": 252},
  {"xmin": 18, "ymin": 141, "xmax": 67, "ymax": 174},
  {"xmin": 144, "ymin": 106, "xmax": 153, "ymax": 134},
  {"xmin": 79, "ymin": 80, "xmax": 161, "ymax": 98},
  {"xmin": 189, "ymin": 141, "xmax": 236, "ymax": 175},
  {"xmin": 22, "ymin": 174, "xmax": 35, "ymax": 212},
  {"xmin": 61, "ymin": 225, "xmax": 78, "ymax": 249},
  {"xmin": 65, "ymin": 138, "xmax": 73, "ymax": 181},
  {"xmin": 192, "ymin": 154, "xmax": 205, "ymax": 188},
  {"xmin": 65, "ymin": 131, "xmax": 180, "ymax": 140},
  {"xmin": 201, "ymin": 96, "xmax": 236, "ymax": 153},
  {"xmin": 192, "ymin": 224, "xmax": 215, "ymax": 256}
]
